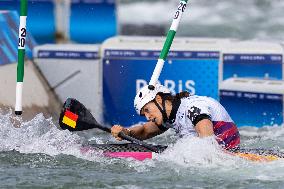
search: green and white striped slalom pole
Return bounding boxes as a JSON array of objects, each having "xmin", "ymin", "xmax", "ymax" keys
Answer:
[
  {"xmin": 15, "ymin": 0, "xmax": 28, "ymax": 115},
  {"xmin": 148, "ymin": 0, "xmax": 188, "ymax": 89}
]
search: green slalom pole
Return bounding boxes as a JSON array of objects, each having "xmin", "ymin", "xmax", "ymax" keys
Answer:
[
  {"xmin": 148, "ymin": 0, "xmax": 188, "ymax": 89},
  {"xmin": 15, "ymin": 0, "xmax": 28, "ymax": 115}
]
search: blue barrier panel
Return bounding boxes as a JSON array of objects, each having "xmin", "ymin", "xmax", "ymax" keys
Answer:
[
  {"xmin": 0, "ymin": 11, "xmax": 18, "ymax": 64},
  {"xmin": 223, "ymin": 54, "xmax": 283, "ymax": 80},
  {"xmin": 0, "ymin": 28, "xmax": 13, "ymax": 65},
  {"xmin": 0, "ymin": 11, "xmax": 36, "ymax": 65},
  {"xmin": 0, "ymin": 0, "xmax": 55, "ymax": 44},
  {"xmin": 70, "ymin": 0, "xmax": 117, "ymax": 43},
  {"xmin": 220, "ymin": 90, "xmax": 283, "ymax": 127},
  {"xmin": 103, "ymin": 50, "xmax": 220, "ymax": 126}
]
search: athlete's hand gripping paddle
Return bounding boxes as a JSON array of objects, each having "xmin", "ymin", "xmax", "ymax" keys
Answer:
[{"xmin": 59, "ymin": 98, "xmax": 165, "ymax": 153}]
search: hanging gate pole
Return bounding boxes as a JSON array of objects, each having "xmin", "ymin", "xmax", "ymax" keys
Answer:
[
  {"xmin": 148, "ymin": 0, "xmax": 189, "ymax": 89},
  {"xmin": 15, "ymin": 0, "xmax": 28, "ymax": 115}
]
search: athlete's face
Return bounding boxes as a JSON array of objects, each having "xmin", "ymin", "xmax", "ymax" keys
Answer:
[{"xmin": 141, "ymin": 101, "xmax": 163, "ymax": 125}]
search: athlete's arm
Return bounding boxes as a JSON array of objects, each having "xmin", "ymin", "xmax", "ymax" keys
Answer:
[
  {"xmin": 186, "ymin": 103, "xmax": 214, "ymax": 137},
  {"xmin": 128, "ymin": 121, "xmax": 165, "ymax": 140},
  {"xmin": 194, "ymin": 119, "xmax": 214, "ymax": 137},
  {"xmin": 111, "ymin": 121, "xmax": 164, "ymax": 141}
]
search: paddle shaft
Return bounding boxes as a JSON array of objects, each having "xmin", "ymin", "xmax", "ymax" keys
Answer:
[
  {"xmin": 94, "ymin": 123, "xmax": 162, "ymax": 153},
  {"xmin": 60, "ymin": 98, "xmax": 162, "ymax": 153}
]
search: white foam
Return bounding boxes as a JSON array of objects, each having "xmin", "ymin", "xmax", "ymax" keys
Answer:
[
  {"xmin": 155, "ymin": 136, "xmax": 241, "ymax": 168},
  {"xmin": 0, "ymin": 110, "xmax": 109, "ymax": 163},
  {"xmin": 1, "ymin": 108, "xmax": 284, "ymax": 175},
  {"xmin": 0, "ymin": 110, "xmax": 80, "ymax": 155},
  {"xmin": 240, "ymin": 125, "xmax": 284, "ymax": 142}
]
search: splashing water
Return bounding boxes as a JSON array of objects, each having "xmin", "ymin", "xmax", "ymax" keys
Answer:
[
  {"xmin": 156, "ymin": 136, "xmax": 240, "ymax": 168},
  {"xmin": 1, "ymin": 110, "xmax": 284, "ymax": 188},
  {"xmin": 0, "ymin": 110, "xmax": 82, "ymax": 155}
]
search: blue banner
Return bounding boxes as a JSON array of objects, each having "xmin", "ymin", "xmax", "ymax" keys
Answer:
[
  {"xmin": 220, "ymin": 90, "xmax": 283, "ymax": 127},
  {"xmin": 103, "ymin": 50, "xmax": 220, "ymax": 126},
  {"xmin": 104, "ymin": 50, "xmax": 220, "ymax": 59},
  {"xmin": 223, "ymin": 54, "xmax": 283, "ymax": 80},
  {"xmin": 37, "ymin": 50, "xmax": 99, "ymax": 59}
]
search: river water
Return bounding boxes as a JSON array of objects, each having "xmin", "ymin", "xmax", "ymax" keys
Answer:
[
  {"xmin": 118, "ymin": 0, "xmax": 284, "ymax": 42},
  {"xmin": 1, "ymin": 110, "xmax": 284, "ymax": 188},
  {"xmin": 1, "ymin": 0, "xmax": 284, "ymax": 188}
]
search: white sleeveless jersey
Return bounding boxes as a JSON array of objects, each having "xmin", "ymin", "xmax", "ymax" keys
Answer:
[{"xmin": 171, "ymin": 95, "xmax": 234, "ymax": 137}]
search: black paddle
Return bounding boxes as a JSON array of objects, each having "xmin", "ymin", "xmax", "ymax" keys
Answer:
[{"xmin": 58, "ymin": 98, "xmax": 166, "ymax": 153}]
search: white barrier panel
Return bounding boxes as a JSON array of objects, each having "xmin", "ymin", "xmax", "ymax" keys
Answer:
[
  {"xmin": 33, "ymin": 44, "xmax": 102, "ymax": 122},
  {"xmin": 220, "ymin": 78, "xmax": 284, "ymax": 127}
]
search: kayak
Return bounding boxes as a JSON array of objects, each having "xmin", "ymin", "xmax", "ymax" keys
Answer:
[
  {"xmin": 227, "ymin": 148, "xmax": 284, "ymax": 162},
  {"xmin": 80, "ymin": 143, "xmax": 165, "ymax": 161},
  {"xmin": 80, "ymin": 143, "xmax": 284, "ymax": 162},
  {"xmin": 60, "ymin": 99, "xmax": 284, "ymax": 162}
]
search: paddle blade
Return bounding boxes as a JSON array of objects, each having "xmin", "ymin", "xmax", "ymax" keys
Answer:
[{"xmin": 59, "ymin": 98, "xmax": 99, "ymax": 131}]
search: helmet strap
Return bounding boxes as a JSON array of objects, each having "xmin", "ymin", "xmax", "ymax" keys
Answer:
[{"xmin": 153, "ymin": 98, "xmax": 169, "ymax": 123}]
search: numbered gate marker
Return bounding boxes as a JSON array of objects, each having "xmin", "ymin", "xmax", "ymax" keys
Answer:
[
  {"xmin": 149, "ymin": 0, "xmax": 188, "ymax": 89},
  {"xmin": 15, "ymin": 0, "xmax": 28, "ymax": 115}
]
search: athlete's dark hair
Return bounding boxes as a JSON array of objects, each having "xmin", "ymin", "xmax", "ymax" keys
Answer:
[
  {"xmin": 175, "ymin": 91, "xmax": 190, "ymax": 99},
  {"xmin": 157, "ymin": 91, "xmax": 190, "ymax": 102}
]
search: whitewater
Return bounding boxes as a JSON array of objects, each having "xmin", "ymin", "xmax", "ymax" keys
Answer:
[
  {"xmin": 119, "ymin": 0, "xmax": 284, "ymax": 42},
  {"xmin": 1, "ymin": 0, "xmax": 284, "ymax": 188},
  {"xmin": 1, "ymin": 109, "xmax": 284, "ymax": 188}
]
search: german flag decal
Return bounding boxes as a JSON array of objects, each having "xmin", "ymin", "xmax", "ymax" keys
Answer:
[{"xmin": 62, "ymin": 110, "xmax": 78, "ymax": 128}]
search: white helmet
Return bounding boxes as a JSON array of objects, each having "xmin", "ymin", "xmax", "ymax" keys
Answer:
[{"xmin": 134, "ymin": 84, "xmax": 171, "ymax": 115}]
